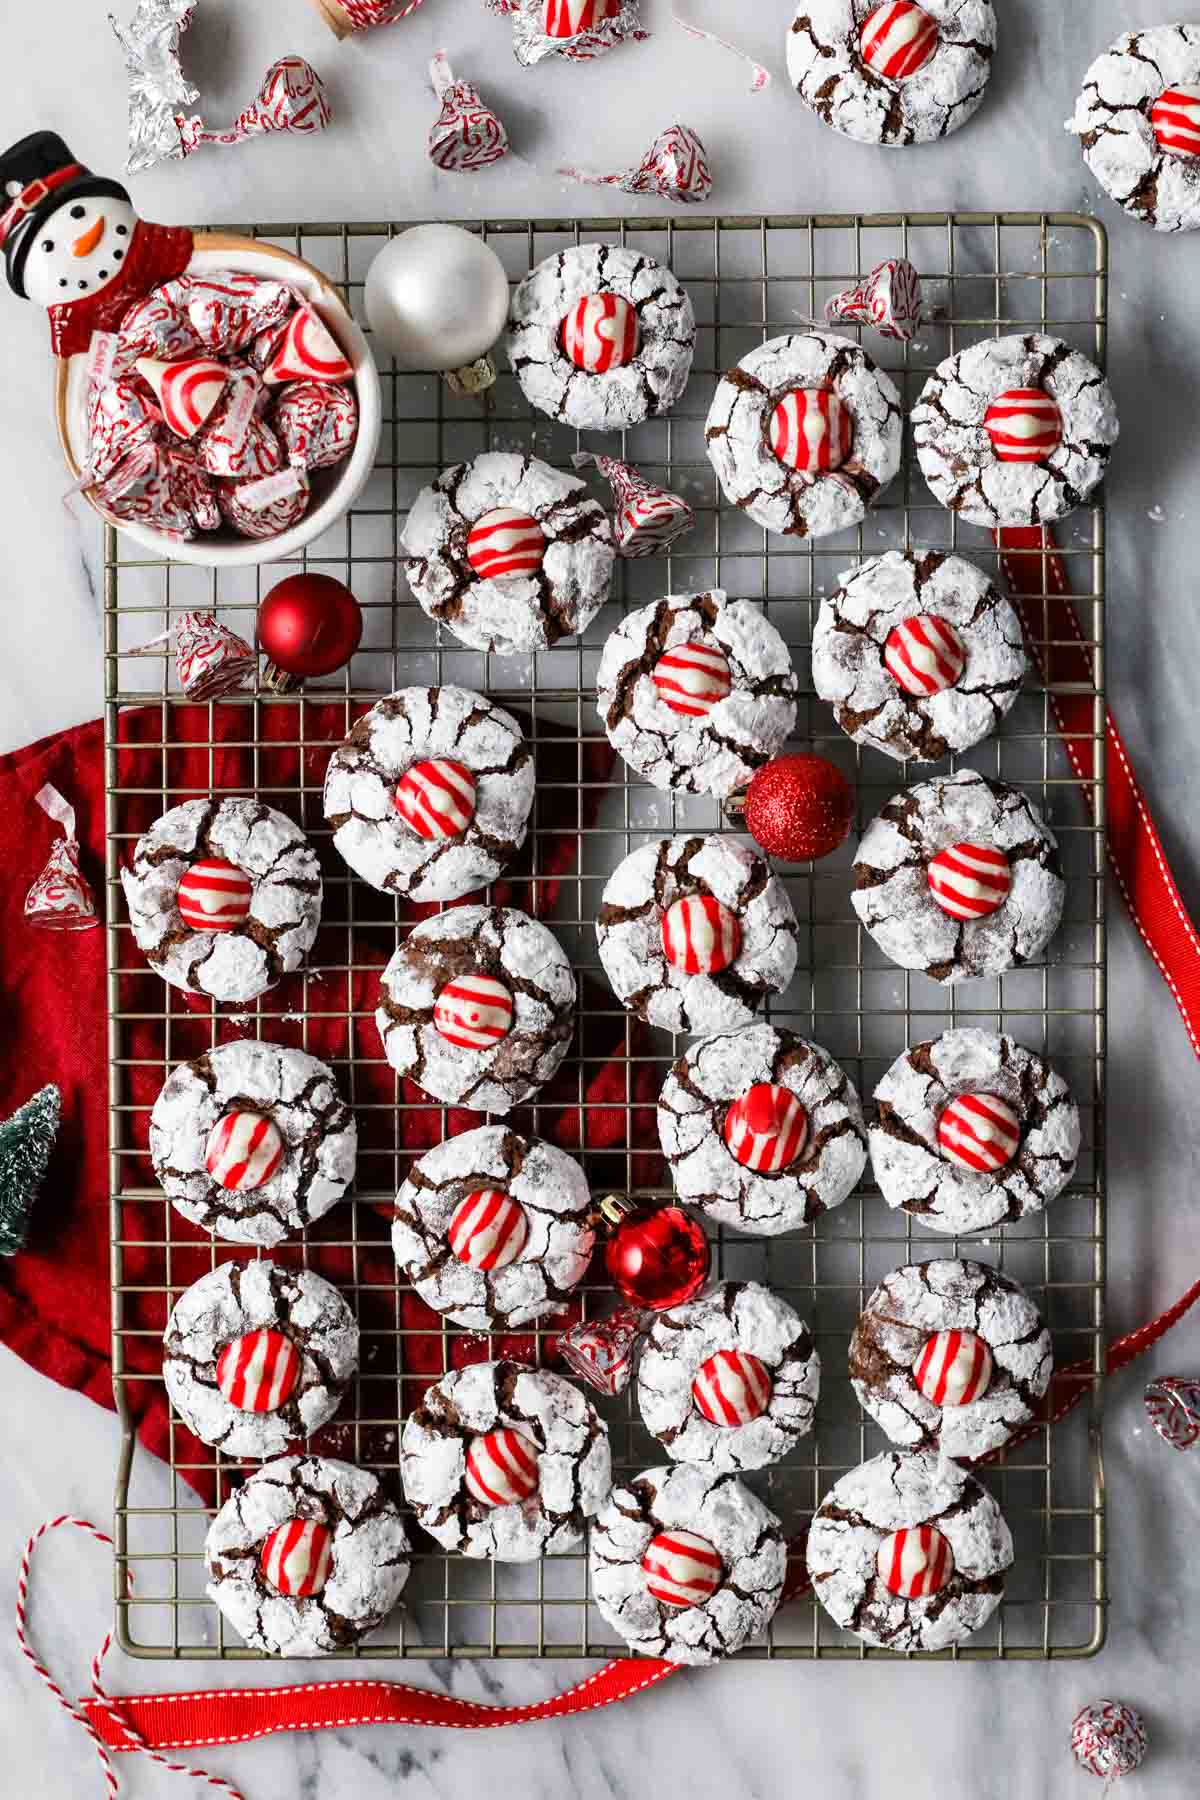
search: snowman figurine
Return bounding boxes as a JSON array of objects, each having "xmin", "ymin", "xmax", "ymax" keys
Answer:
[{"xmin": 0, "ymin": 130, "xmax": 193, "ymax": 358}]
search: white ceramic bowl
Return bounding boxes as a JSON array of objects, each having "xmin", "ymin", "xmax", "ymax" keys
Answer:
[{"xmin": 55, "ymin": 233, "xmax": 381, "ymax": 569}]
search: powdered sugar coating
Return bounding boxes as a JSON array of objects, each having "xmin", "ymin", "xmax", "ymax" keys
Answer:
[
  {"xmin": 637, "ymin": 1281, "xmax": 819, "ymax": 1473},
  {"xmin": 812, "ymin": 550, "xmax": 1028, "ymax": 762},
  {"xmin": 392, "ymin": 1126, "xmax": 594, "ymax": 1330},
  {"xmin": 163, "ymin": 1260, "xmax": 358, "ymax": 1459},
  {"xmin": 787, "ymin": 1, "xmax": 996, "ymax": 146},
  {"xmin": 506, "ymin": 244, "xmax": 695, "ymax": 431},
  {"xmin": 589, "ymin": 1464, "xmax": 786, "ymax": 1664},
  {"xmin": 120, "ymin": 796, "xmax": 321, "ymax": 1004},
  {"xmin": 150, "ymin": 1040, "xmax": 357, "ymax": 1246},
  {"xmin": 1067, "ymin": 24, "xmax": 1200, "ymax": 233},
  {"xmin": 658, "ymin": 1023, "xmax": 867, "ymax": 1235},
  {"xmin": 597, "ymin": 591, "xmax": 799, "ymax": 797},
  {"xmin": 206, "ymin": 1455, "xmax": 410, "ymax": 1655},
  {"xmin": 870, "ymin": 1028, "xmax": 1081, "ymax": 1234},
  {"xmin": 596, "ymin": 835, "xmax": 799, "ymax": 1034},
  {"xmin": 807, "ymin": 1448, "xmax": 1012, "ymax": 1651},
  {"xmin": 323, "ymin": 686, "xmax": 534, "ymax": 902},
  {"xmin": 400, "ymin": 1360, "xmax": 611, "ymax": 1560},
  {"xmin": 706, "ymin": 332, "xmax": 902, "ymax": 539},
  {"xmin": 399, "ymin": 453, "xmax": 615, "ymax": 654},
  {"xmin": 912, "ymin": 334, "xmax": 1119, "ymax": 530}
]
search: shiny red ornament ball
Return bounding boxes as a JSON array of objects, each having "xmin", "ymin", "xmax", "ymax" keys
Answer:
[
  {"xmin": 740, "ymin": 754, "xmax": 855, "ymax": 863},
  {"xmin": 605, "ymin": 1202, "xmax": 711, "ymax": 1311},
  {"xmin": 256, "ymin": 574, "xmax": 363, "ymax": 679}
]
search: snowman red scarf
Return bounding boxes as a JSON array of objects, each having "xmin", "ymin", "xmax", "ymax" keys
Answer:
[{"xmin": 45, "ymin": 218, "xmax": 193, "ymax": 358}]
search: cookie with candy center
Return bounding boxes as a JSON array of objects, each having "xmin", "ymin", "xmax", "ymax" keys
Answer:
[
  {"xmin": 860, "ymin": 3, "xmax": 939, "ymax": 81},
  {"xmin": 652, "ymin": 642, "xmax": 732, "ymax": 718},
  {"xmin": 883, "ymin": 614, "xmax": 966, "ymax": 697},
  {"xmin": 660, "ymin": 894, "xmax": 742, "ymax": 975},
  {"xmin": 447, "ymin": 1188, "xmax": 529, "ymax": 1271},
  {"xmin": 204, "ymin": 1110, "xmax": 286, "ymax": 1192},
  {"xmin": 260, "ymin": 1518, "xmax": 333, "ymax": 1598},
  {"xmin": 913, "ymin": 1329, "xmax": 993, "ymax": 1407},
  {"xmin": 1152, "ymin": 83, "xmax": 1200, "ymax": 157},
  {"xmin": 562, "ymin": 293, "xmax": 639, "ymax": 372},
  {"xmin": 466, "ymin": 508, "xmax": 545, "ymax": 580},
  {"xmin": 927, "ymin": 842, "xmax": 1011, "ymax": 920},
  {"xmin": 937, "ymin": 1090, "xmax": 1020, "ymax": 1172},
  {"xmin": 464, "ymin": 1427, "xmax": 540, "ymax": 1506},
  {"xmin": 724, "ymin": 1082, "xmax": 810, "ymax": 1172},
  {"xmin": 769, "ymin": 386, "xmax": 853, "ymax": 473},
  {"xmin": 642, "ymin": 1529, "xmax": 724, "ymax": 1607},
  {"xmin": 692, "ymin": 1350, "xmax": 772, "ymax": 1427},
  {"xmin": 984, "ymin": 388, "xmax": 1063, "ymax": 464},
  {"xmin": 393, "ymin": 758, "xmax": 477, "ymax": 841},
  {"xmin": 216, "ymin": 1328, "xmax": 301, "ymax": 1414},
  {"xmin": 875, "ymin": 1524, "xmax": 953, "ymax": 1598},
  {"xmin": 433, "ymin": 973, "xmax": 515, "ymax": 1050},
  {"xmin": 177, "ymin": 856, "xmax": 253, "ymax": 931}
]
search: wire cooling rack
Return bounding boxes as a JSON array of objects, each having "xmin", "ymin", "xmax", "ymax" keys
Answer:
[{"xmin": 104, "ymin": 212, "xmax": 1107, "ymax": 1662}]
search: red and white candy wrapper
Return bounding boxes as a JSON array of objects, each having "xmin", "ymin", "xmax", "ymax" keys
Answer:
[
  {"xmin": 274, "ymin": 381, "xmax": 359, "ymax": 470},
  {"xmin": 115, "ymin": 276, "xmax": 203, "ymax": 368},
  {"xmin": 92, "ymin": 444, "xmax": 198, "ymax": 538},
  {"xmin": 427, "ymin": 52, "xmax": 510, "ymax": 172},
  {"xmin": 175, "ymin": 57, "xmax": 332, "ymax": 154},
  {"xmin": 1071, "ymin": 1702, "xmax": 1147, "ymax": 1785},
  {"xmin": 558, "ymin": 123, "xmax": 712, "ymax": 204},
  {"xmin": 311, "ymin": 0, "xmax": 429, "ymax": 36},
  {"xmin": 129, "ymin": 610, "xmax": 256, "ymax": 699},
  {"xmin": 24, "ymin": 785, "xmax": 99, "ymax": 933},
  {"xmin": 218, "ymin": 465, "xmax": 311, "ymax": 540},
  {"xmin": 186, "ymin": 275, "xmax": 294, "ymax": 356},
  {"xmin": 824, "ymin": 257, "xmax": 923, "ymax": 343},
  {"xmin": 85, "ymin": 376, "xmax": 161, "ymax": 486},
  {"xmin": 1144, "ymin": 1374, "xmax": 1200, "ymax": 1450},
  {"xmin": 263, "ymin": 307, "xmax": 354, "ymax": 386},
  {"xmin": 558, "ymin": 1307, "xmax": 643, "ymax": 1397},
  {"xmin": 198, "ymin": 370, "xmax": 282, "ymax": 481},
  {"xmin": 572, "ymin": 451, "xmax": 694, "ymax": 557},
  {"xmin": 672, "ymin": 10, "xmax": 770, "ymax": 91},
  {"xmin": 488, "ymin": 0, "xmax": 646, "ymax": 68},
  {"xmin": 167, "ymin": 450, "xmax": 222, "ymax": 531}
]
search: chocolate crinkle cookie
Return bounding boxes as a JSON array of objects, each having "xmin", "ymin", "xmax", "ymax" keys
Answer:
[
  {"xmin": 596, "ymin": 835, "xmax": 799, "ymax": 1035},
  {"xmin": 323, "ymin": 686, "xmax": 534, "ymax": 902},
  {"xmin": 596, "ymin": 590, "xmax": 799, "ymax": 798},
  {"xmin": 375, "ymin": 905, "xmax": 575, "ymax": 1113},
  {"xmin": 806, "ymin": 1448, "xmax": 1012, "ymax": 1652},
  {"xmin": 399, "ymin": 453, "xmax": 615, "ymax": 655},
  {"xmin": 912, "ymin": 333, "xmax": 1119, "ymax": 530},
  {"xmin": 506, "ymin": 243, "xmax": 695, "ymax": 431},
  {"xmin": 706, "ymin": 331, "xmax": 902, "ymax": 539},
  {"xmin": 852, "ymin": 770, "xmax": 1065, "ymax": 984},
  {"xmin": 206, "ymin": 1455, "xmax": 411, "ymax": 1656},
  {"xmin": 870, "ymin": 1028, "xmax": 1081, "ymax": 1235},
  {"xmin": 163, "ymin": 1260, "xmax": 358, "ymax": 1460},
  {"xmin": 1067, "ymin": 23, "xmax": 1200, "ymax": 234},
  {"xmin": 850, "ymin": 1258, "xmax": 1053, "ymax": 1461},
  {"xmin": 391, "ymin": 1125, "xmax": 594, "ymax": 1331},
  {"xmin": 787, "ymin": 2, "xmax": 997, "ymax": 147},
  {"xmin": 120, "ymin": 796, "xmax": 321, "ymax": 1004},
  {"xmin": 400, "ymin": 1360, "xmax": 611, "ymax": 1561},
  {"xmin": 589, "ymin": 1463, "xmax": 787, "ymax": 1664},
  {"xmin": 657, "ymin": 1023, "xmax": 868, "ymax": 1236},
  {"xmin": 637, "ymin": 1280, "xmax": 820, "ymax": 1474},
  {"xmin": 811, "ymin": 549, "xmax": 1028, "ymax": 763},
  {"xmin": 150, "ymin": 1040, "xmax": 357, "ymax": 1247}
]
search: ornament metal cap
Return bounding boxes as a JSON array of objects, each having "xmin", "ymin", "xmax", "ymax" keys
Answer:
[
  {"xmin": 259, "ymin": 661, "xmax": 300, "ymax": 694},
  {"xmin": 444, "ymin": 354, "xmax": 497, "ymax": 398}
]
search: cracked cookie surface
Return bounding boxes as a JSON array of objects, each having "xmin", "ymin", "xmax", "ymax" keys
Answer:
[
  {"xmin": 589, "ymin": 1463, "xmax": 786, "ymax": 1664},
  {"xmin": 323, "ymin": 685, "xmax": 535, "ymax": 901},
  {"xmin": 870, "ymin": 1028, "xmax": 1081, "ymax": 1234},
  {"xmin": 1067, "ymin": 24, "xmax": 1200, "ymax": 233},
  {"xmin": 391, "ymin": 1125, "xmax": 594, "ymax": 1330},
  {"xmin": 706, "ymin": 331, "xmax": 902, "ymax": 538},
  {"xmin": 911, "ymin": 333, "xmax": 1119, "ymax": 530},
  {"xmin": 812, "ymin": 549, "xmax": 1028, "ymax": 762},
  {"xmin": 163, "ymin": 1260, "xmax": 358, "ymax": 1459},
  {"xmin": 399, "ymin": 453, "xmax": 615, "ymax": 655},
  {"xmin": 400, "ymin": 1360, "xmax": 611, "ymax": 1560},
  {"xmin": 150, "ymin": 1040, "xmax": 358, "ymax": 1247}
]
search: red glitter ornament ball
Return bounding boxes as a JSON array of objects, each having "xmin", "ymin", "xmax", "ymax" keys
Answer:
[
  {"xmin": 740, "ymin": 754, "xmax": 855, "ymax": 863},
  {"xmin": 603, "ymin": 1198, "xmax": 711, "ymax": 1311},
  {"xmin": 256, "ymin": 574, "xmax": 363, "ymax": 683}
]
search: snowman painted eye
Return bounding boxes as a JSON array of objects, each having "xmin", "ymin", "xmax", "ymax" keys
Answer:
[
  {"xmin": 41, "ymin": 239, "xmax": 54, "ymax": 252},
  {"xmin": 70, "ymin": 204, "xmax": 85, "ymax": 219}
]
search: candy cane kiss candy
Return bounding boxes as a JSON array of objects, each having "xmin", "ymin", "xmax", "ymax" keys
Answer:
[
  {"xmin": 984, "ymin": 389, "xmax": 1062, "ymax": 464},
  {"xmin": 260, "ymin": 1519, "xmax": 333, "ymax": 1597},
  {"xmin": 465, "ymin": 1427, "xmax": 540, "ymax": 1506},
  {"xmin": 651, "ymin": 642, "xmax": 732, "ymax": 718},
  {"xmin": 913, "ymin": 1329, "xmax": 993, "ymax": 1407},
  {"xmin": 561, "ymin": 294, "xmax": 639, "ymax": 372},
  {"xmin": 723, "ymin": 1083, "xmax": 809, "ymax": 1172},
  {"xmin": 641, "ymin": 1529, "xmax": 723, "ymax": 1606},
  {"xmin": 926, "ymin": 843, "xmax": 1011, "ymax": 920},
  {"xmin": 661, "ymin": 894, "xmax": 742, "ymax": 974},
  {"xmin": 1152, "ymin": 85, "xmax": 1200, "ymax": 157},
  {"xmin": 937, "ymin": 1091, "xmax": 1020, "ymax": 1172},
  {"xmin": 859, "ymin": 3, "xmax": 939, "ymax": 80},
  {"xmin": 769, "ymin": 387, "xmax": 853, "ymax": 473},
  {"xmin": 545, "ymin": 0, "xmax": 622, "ymax": 38},
  {"xmin": 433, "ymin": 974, "xmax": 514, "ymax": 1049},
  {"xmin": 883, "ymin": 615, "xmax": 966, "ymax": 696},
  {"xmin": 204, "ymin": 1110, "xmax": 286, "ymax": 1191},
  {"xmin": 135, "ymin": 355, "xmax": 229, "ymax": 439},
  {"xmin": 264, "ymin": 305, "xmax": 354, "ymax": 385},
  {"xmin": 216, "ymin": 1329, "xmax": 300, "ymax": 1412},
  {"xmin": 875, "ymin": 1524, "xmax": 953, "ymax": 1598},
  {"xmin": 177, "ymin": 857, "xmax": 253, "ymax": 930},
  {"xmin": 447, "ymin": 1188, "xmax": 529, "ymax": 1270},
  {"xmin": 692, "ymin": 1349, "xmax": 772, "ymax": 1426},
  {"xmin": 394, "ymin": 759, "xmax": 477, "ymax": 839}
]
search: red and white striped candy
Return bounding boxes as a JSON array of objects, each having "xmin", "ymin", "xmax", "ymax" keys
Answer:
[
  {"xmin": 561, "ymin": 294, "xmax": 639, "ymax": 373},
  {"xmin": 692, "ymin": 1350, "xmax": 773, "ymax": 1427},
  {"xmin": 913, "ymin": 1329, "xmax": 993, "ymax": 1408},
  {"xmin": 926, "ymin": 842, "xmax": 1011, "ymax": 920},
  {"xmin": 394, "ymin": 759, "xmax": 477, "ymax": 840},
  {"xmin": 652, "ymin": 642, "xmax": 732, "ymax": 718},
  {"xmin": 883, "ymin": 615, "xmax": 966, "ymax": 697},
  {"xmin": 204, "ymin": 1110, "xmax": 286, "ymax": 1191},
  {"xmin": 447, "ymin": 1188, "xmax": 530, "ymax": 1271},
  {"xmin": 723, "ymin": 1082, "xmax": 810, "ymax": 1173},
  {"xmin": 661, "ymin": 894, "xmax": 742, "ymax": 975},
  {"xmin": 859, "ymin": 2, "xmax": 939, "ymax": 81},
  {"xmin": 464, "ymin": 1427, "xmax": 540, "ymax": 1506},
  {"xmin": 544, "ymin": 0, "xmax": 621, "ymax": 39},
  {"xmin": 641, "ymin": 1530, "xmax": 723, "ymax": 1608},
  {"xmin": 177, "ymin": 857, "xmax": 253, "ymax": 931},
  {"xmin": 135, "ymin": 356, "xmax": 229, "ymax": 439},
  {"xmin": 433, "ymin": 974, "xmax": 514, "ymax": 1050},
  {"xmin": 466, "ymin": 508, "xmax": 546, "ymax": 580},
  {"xmin": 769, "ymin": 387, "xmax": 853, "ymax": 474},
  {"xmin": 875, "ymin": 1524, "xmax": 954, "ymax": 1599},
  {"xmin": 264, "ymin": 306, "xmax": 353, "ymax": 386},
  {"xmin": 216, "ymin": 1329, "xmax": 300, "ymax": 1412},
  {"xmin": 259, "ymin": 1518, "xmax": 333, "ymax": 1598},
  {"xmin": 983, "ymin": 388, "xmax": 1062, "ymax": 464},
  {"xmin": 1152, "ymin": 83, "xmax": 1200, "ymax": 157},
  {"xmin": 937, "ymin": 1091, "xmax": 1020, "ymax": 1173}
]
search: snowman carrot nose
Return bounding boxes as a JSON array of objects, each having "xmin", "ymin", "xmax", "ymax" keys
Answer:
[{"xmin": 72, "ymin": 216, "xmax": 104, "ymax": 257}]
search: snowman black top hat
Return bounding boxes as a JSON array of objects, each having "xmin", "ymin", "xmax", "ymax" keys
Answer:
[{"xmin": 0, "ymin": 131, "xmax": 130, "ymax": 299}]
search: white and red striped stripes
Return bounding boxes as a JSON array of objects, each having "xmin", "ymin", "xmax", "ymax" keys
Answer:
[
  {"xmin": 433, "ymin": 974, "xmax": 515, "ymax": 1050},
  {"xmin": 641, "ymin": 1530, "xmax": 724, "ymax": 1608},
  {"xmin": 466, "ymin": 508, "xmax": 546, "ymax": 580},
  {"xmin": 692, "ymin": 1349, "xmax": 773, "ymax": 1427},
  {"xmin": 652, "ymin": 642, "xmax": 732, "ymax": 718},
  {"xmin": 723, "ymin": 1082, "xmax": 810, "ymax": 1173},
  {"xmin": 135, "ymin": 355, "xmax": 228, "ymax": 439},
  {"xmin": 875, "ymin": 1524, "xmax": 954, "ymax": 1599},
  {"xmin": 561, "ymin": 293, "xmax": 639, "ymax": 372},
  {"xmin": 216, "ymin": 1329, "xmax": 300, "ymax": 1413},
  {"xmin": 859, "ymin": 2, "xmax": 939, "ymax": 81},
  {"xmin": 926, "ymin": 842, "xmax": 1012, "ymax": 920},
  {"xmin": 883, "ymin": 614, "xmax": 966, "ymax": 697},
  {"xmin": 913, "ymin": 1329, "xmax": 994, "ymax": 1408},
  {"xmin": 464, "ymin": 1427, "xmax": 540, "ymax": 1506},
  {"xmin": 983, "ymin": 388, "xmax": 1063, "ymax": 464},
  {"xmin": 937, "ymin": 1090, "xmax": 1021, "ymax": 1172},
  {"xmin": 177, "ymin": 857, "xmax": 253, "ymax": 931},
  {"xmin": 263, "ymin": 306, "xmax": 353, "ymax": 386},
  {"xmin": 447, "ymin": 1188, "xmax": 530, "ymax": 1271},
  {"xmin": 259, "ymin": 1519, "xmax": 334, "ymax": 1597},
  {"xmin": 660, "ymin": 894, "xmax": 742, "ymax": 975},
  {"xmin": 204, "ymin": 1111, "xmax": 286, "ymax": 1192},
  {"xmin": 544, "ymin": 0, "xmax": 621, "ymax": 35},
  {"xmin": 394, "ymin": 759, "xmax": 477, "ymax": 840},
  {"xmin": 1152, "ymin": 83, "xmax": 1200, "ymax": 156},
  {"xmin": 769, "ymin": 386, "xmax": 853, "ymax": 474}
]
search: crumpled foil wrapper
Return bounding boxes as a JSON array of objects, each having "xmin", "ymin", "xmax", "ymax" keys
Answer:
[{"xmin": 110, "ymin": 0, "xmax": 200, "ymax": 174}]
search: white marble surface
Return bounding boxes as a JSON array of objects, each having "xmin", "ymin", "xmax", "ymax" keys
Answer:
[{"xmin": 4, "ymin": 1, "xmax": 1200, "ymax": 1794}]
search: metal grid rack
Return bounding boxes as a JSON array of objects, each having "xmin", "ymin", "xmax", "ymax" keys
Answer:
[{"xmin": 104, "ymin": 212, "xmax": 1107, "ymax": 1662}]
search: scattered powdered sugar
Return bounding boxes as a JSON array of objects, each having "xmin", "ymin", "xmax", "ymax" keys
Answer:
[{"xmin": 1067, "ymin": 24, "xmax": 1200, "ymax": 233}]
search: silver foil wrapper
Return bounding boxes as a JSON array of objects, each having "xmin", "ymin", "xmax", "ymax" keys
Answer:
[{"xmin": 110, "ymin": 0, "xmax": 200, "ymax": 174}]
